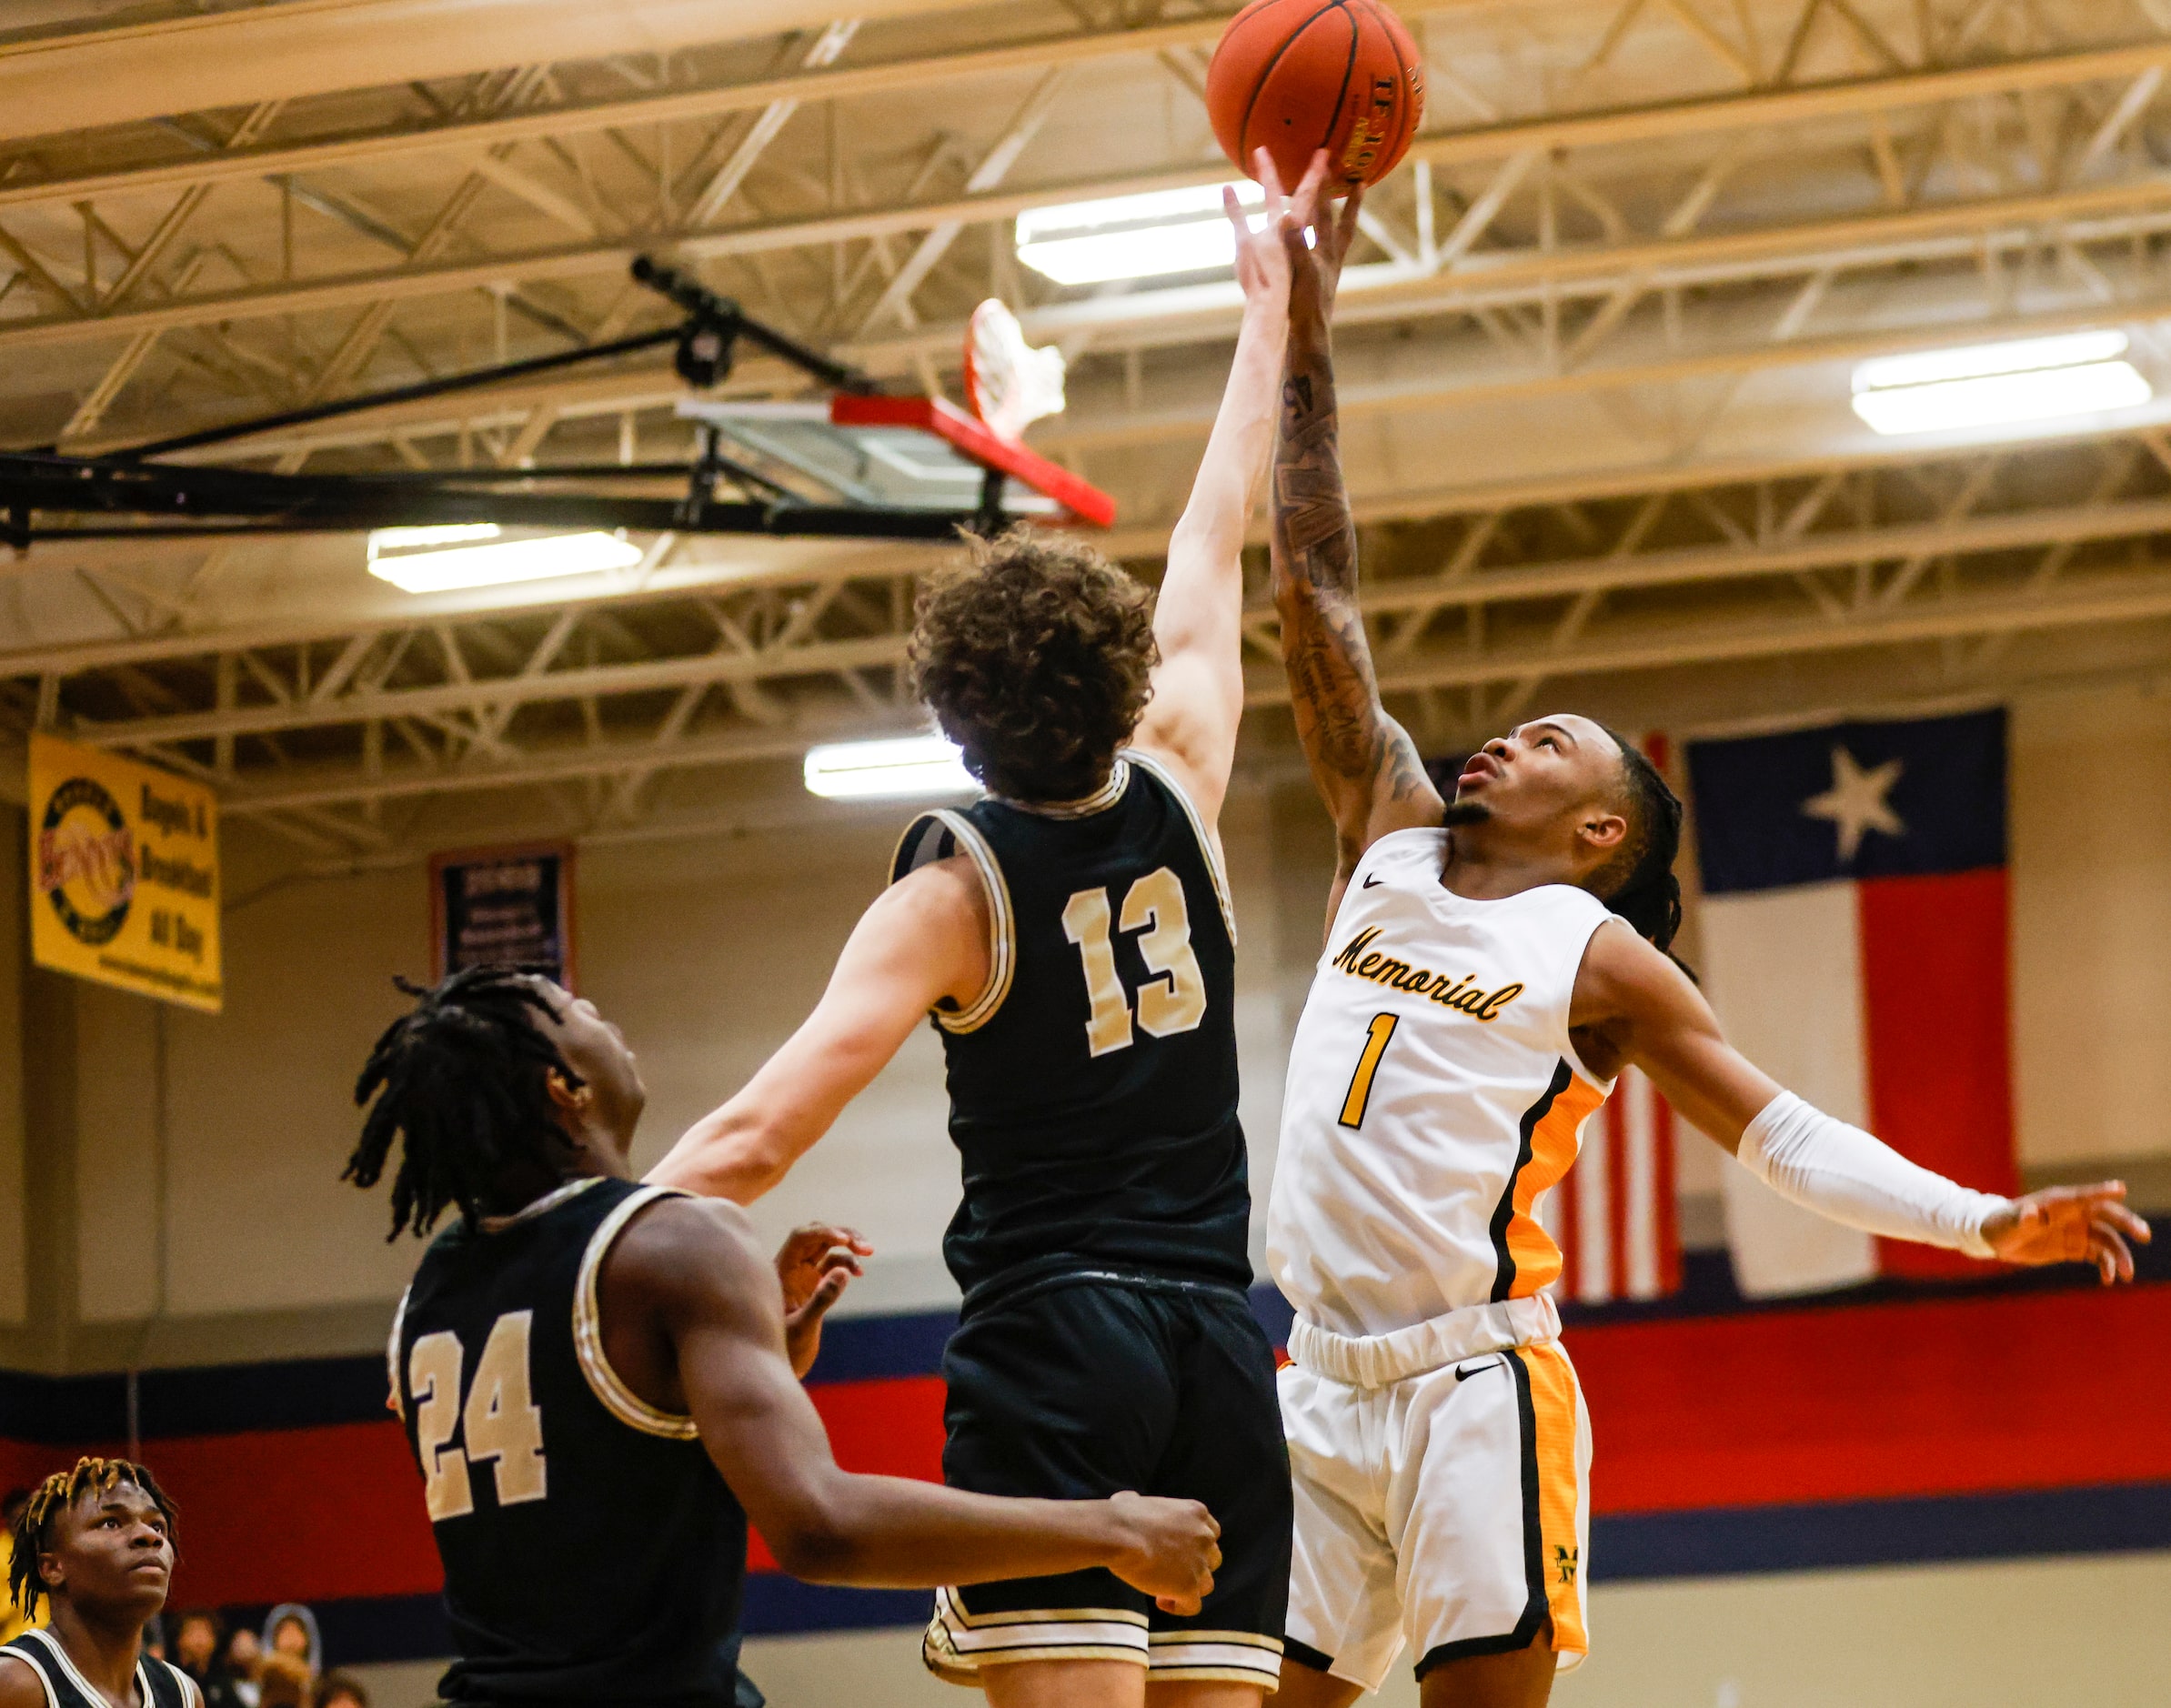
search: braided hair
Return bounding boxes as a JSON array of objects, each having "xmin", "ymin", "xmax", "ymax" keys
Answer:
[
  {"xmin": 9, "ymin": 1458, "xmax": 177, "ymax": 1621},
  {"xmin": 347, "ymin": 967, "xmax": 583, "ymax": 1240},
  {"xmin": 1594, "ymin": 726, "xmax": 1687, "ymax": 960}
]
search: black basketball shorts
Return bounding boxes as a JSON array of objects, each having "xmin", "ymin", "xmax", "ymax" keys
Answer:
[{"xmin": 921, "ymin": 1271, "xmax": 1292, "ymax": 1691}]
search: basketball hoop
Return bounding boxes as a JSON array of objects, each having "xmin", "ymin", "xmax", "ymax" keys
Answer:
[{"xmin": 963, "ymin": 300, "xmax": 1068, "ymax": 443}]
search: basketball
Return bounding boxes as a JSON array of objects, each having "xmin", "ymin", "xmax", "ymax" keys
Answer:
[{"xmin": 1206, "ymin": 0, "xmax": 1427, "ymax": 191}]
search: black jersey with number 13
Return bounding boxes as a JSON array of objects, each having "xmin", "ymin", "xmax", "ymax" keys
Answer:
[{"xmin": 891, "ymin": 751, "xmax": 1251, "ymax": 1301}]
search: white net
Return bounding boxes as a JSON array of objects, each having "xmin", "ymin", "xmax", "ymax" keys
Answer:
[{"xmin": 963, "ymin": 299, "xmax": 1067, "ymax": 442}]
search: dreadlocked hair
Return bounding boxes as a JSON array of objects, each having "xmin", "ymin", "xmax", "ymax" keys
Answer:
[
  {"xmin": 10, "ymin": 1458, "xmax": 177, "ymax": 1620},
  {"xmin": 347, "ymin": 967, "xmax": 583, "ymax": 1241},
  {"xmin": 1594, "ymin": 727, "xmax": 1688, "ymax": 962}
]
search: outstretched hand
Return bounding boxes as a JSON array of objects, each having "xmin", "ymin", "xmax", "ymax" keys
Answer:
[
  {"xmin": 1227, "ymin": 146, "xmax": 1330, "ymax": 311},
  {"xmin": 777, "ymin": 1222, "xmax": 873, "ymax": 1377},
  {"xmin": 1281, "ymin": 175, "xmax": 1364, "ymax": 318},
  {"xmin": 1982, "ymin": 1182, "xmax": 2150, "ymax": 1283}
]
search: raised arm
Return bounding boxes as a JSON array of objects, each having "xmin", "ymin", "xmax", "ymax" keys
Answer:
[
  {"xmin": 1130, "ymin": 149, "xmax": 1323, "ymax": 827},
  {"xmin": 647, "ymin": 857, "xmax": 988, "ymax": 1201},
  {"xmin": 609, "ymin": 1196, "xmax": 1220, "ymax": 1605},
  {"xmin": 1573, "ymin": 921, "xmax": 2151, "ymax": 1283},
  {"xmin": 1271, "ymin": 189, "xmax": 1443, "ymax": 921}
]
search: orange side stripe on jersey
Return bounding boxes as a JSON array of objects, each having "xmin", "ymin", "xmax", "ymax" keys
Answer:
[
  {"xmin": 1517, "ymin": 1341, "xmax": 1588, "ymax": 1657},
  {"xmin": 1504, "ymin": 1075, "xmax": 1605, "ymax": 1298}
]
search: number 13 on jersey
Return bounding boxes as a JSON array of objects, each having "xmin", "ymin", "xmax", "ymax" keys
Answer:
[{"xmin": 1061, "ymin": 866, "xmax": 1208, "ymax": 1057}]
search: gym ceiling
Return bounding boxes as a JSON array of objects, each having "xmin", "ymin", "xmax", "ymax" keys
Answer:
[{"xmin": 4, "ymin": 0, "xmax": 2170, "ymax": 869}]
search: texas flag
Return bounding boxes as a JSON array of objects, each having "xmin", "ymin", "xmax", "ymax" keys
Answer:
[
  {"xmin": 1686, "ymin": 709, "xmax": 2019, "ymax": 1297},
  {"xmin": 1543, "ymin": 1065, "xmax": 1684, "ymax": 1305}
]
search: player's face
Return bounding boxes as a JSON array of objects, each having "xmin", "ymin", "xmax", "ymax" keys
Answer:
[
  {"xmin": 44, "ymin": 1482, "xmax": 173, "ymax": 1620},
  {"xmin": 1453, "ymin": 715, "xmax": 1626, "ymax": 848},
  {"xmin": 532, "ymin": 980, "xmax": 647, "ymax": 1147}
]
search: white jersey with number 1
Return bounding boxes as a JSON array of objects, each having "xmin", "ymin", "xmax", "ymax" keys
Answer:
[
  {"xmin": 1265, "ymin": 826, "xmax": 1622, "ymax": 1686},
  {"xmin": 1267, "ymin": 826, "xmax": 1618, "ymax": 1336}
]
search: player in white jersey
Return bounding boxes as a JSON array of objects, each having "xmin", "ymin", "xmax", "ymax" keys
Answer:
[{"xmin": 1261, "ymin": 195, "xmax": 2153, "ymax": 1708}]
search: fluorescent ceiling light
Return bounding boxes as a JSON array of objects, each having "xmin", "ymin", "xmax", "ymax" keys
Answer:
[
  {"xmin": 367, "ymin": 527, "xmax": 644, "ymax": 593},
  {"xmin": 804, "ymin": 735, "xmax": 978, "ymax": 800},
  {"xmin": 369, "ymin": 523, "xmax": 503, "ymax": 549},
  {"xmin": 1850, "ymin": 330, "xmax": 2152, "ymax": 437},
  {"xmin": 1853, "ymin": 330, "xmax": 2131, "ymax": 391},
  {"xmin": 1016, "ymin": 180, "xmax": 1265, "ymax": 286}
]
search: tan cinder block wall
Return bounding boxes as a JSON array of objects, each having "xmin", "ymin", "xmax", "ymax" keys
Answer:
[
  {"xmin": 2010, "ymin": 679, "xmax": 2171, "ymax": 1177},
  {"xmin": 40, "ymin": 781, "xmax": 1294, "ymax": 1364}
]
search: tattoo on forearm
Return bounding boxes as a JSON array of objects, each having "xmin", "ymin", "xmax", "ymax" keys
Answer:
[{"xmin": 1271, "ymin": 306, "xmax": 1432, "ymax": 806}]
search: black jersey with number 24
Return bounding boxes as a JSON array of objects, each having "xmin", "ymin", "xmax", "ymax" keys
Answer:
[
  {"xmin": 890, "ymin": 751, "xmax": 1251, "ymax": 1300},
  {"xmin": 391, "ymin": 1176, "xmax": 749, "ymax": 1708}
]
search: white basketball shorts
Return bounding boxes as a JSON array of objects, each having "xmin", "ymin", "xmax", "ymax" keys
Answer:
[{"xmin": 1279, "ymin": 1321, "xmax": 1592, "ymax": 1692}]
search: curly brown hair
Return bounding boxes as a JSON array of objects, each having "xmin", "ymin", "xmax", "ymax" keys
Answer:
[{"xmin": 909, "ymin": 528, "xmax": 1158, "ymax": 801}]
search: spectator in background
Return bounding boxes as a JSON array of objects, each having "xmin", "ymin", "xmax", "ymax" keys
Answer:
[
  {"xmin": 314, "ymin": 1672, "xmax": 367, "ymax": 1708},
  {"xmin": 0, "ymin": 1492, "xmax": 33, "ymax": 1643},
  {"xmin": 224, "ymin": 1624, "xmax": 262, "ymax": 1707},
  {"xmin": 261, "ymin": 1605, "xmax": 320, "ymax": 1680},
  {"xmin": 174, "ymin": 1608, "xmax": 245, "ymax": 1708},
  {"xmin": 255, "ymin": 1652, "xmax": 310, "ymax": 1708}
]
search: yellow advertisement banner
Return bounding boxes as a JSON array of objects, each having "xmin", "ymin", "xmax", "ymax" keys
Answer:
[{"xmin": 28, "ymin": 733, "xmax": 222, "ymax": 1013}]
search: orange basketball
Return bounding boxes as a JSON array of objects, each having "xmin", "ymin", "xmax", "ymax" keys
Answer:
[{"xmin": 1206, "ymin": 0, "xmax": 1426, "ymax": 192}]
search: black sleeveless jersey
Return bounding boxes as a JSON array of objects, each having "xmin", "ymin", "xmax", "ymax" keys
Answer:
[
  {"xmin": 392, "ymin": 1176, "xmax": 749, "ymax": 1707},
  {"xmin": 1, "ymin": 1633, "xmax": 193, "ymax": 1708},
  {"xmin": 890, "ymin": 751, "xmax": 1251, "ymax": 1300}
]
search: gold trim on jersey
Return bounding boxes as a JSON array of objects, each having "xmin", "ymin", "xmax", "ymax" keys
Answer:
[
  {"xmin": 479, "ymin": 1174, "xmax": 603, "ymax": 1231},
  {"xmin": 14, "ymin": 1628, "xmax": 186, "ymax": 1708},
  {"xmin": 573, "ymin": 1185, "xmax": 700, "ymax": 1440},
  {"xmin": 922, "ymin": 1588, "xmax": 1151, "ymax": 1681},
  {"xmin": 890, "ymin": 809, "xmax": 1017, "ymax": 1034},
  {"xmin": 990, "ymin": 759, "xmax": 1131, "ymax": 819},
  {"xmin": 1123, "ymin": 748, "xmax": 1238, "ymax": 948},
  {"xmin": 387, "ymin": 1283, "xmax": 411, "ymax": 1422},
  {"xmin": 0, "ymin": 1635, "xmax": 64, "ymax": 1708},
  {"xmin": 1146, "ymin": 1627, "xmax": 1285, "ymax": 1683}
]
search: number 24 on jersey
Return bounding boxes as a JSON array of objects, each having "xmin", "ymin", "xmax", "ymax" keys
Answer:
[{"xmin": 408, "ymin": 1310, "xmax": 548, "ymax": 1521}]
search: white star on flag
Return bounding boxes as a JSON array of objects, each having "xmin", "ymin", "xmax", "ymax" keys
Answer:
[{"xmin": 1801, "ymin": 745, "xmax": 1906, "ymax": 862}]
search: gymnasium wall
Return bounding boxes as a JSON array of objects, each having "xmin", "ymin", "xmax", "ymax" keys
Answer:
[
  {"xmin": 24, "ymin": 675, "xmax": 2171, "ymax": 1359},
  {"xmin": 49, "ymin": 779, "xmax": 1302, "ymax": 1353}
]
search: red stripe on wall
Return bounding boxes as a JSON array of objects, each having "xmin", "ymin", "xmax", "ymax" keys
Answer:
[
  {"xmin": 1856, "ymin": 868, "xmax": 2019, "ymax": 1281},
  {"xmin": 1576, "ymin": 1281, "xmax": 2171, "ymax": 1512},
  {"xmin": 15, "ymin": 1285, "xmax": 2159, "ymax": 1610},
  {"xmin": 748, "ymin": 1376, "xmax": 949, "ymax": 1572},
  {"xmin": 0, "ymin": 1423, "xmax": 446, "ymax": 1608}
]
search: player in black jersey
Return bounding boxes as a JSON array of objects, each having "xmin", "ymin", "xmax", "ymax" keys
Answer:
[
  {"xmin": 0, "ymin": 1458, "xmax": 198, "ymax": 1708},
  {"xmin": 653, "ymin": 152, "xmax": 1332, "ymax": 1708},
  {"xmin": 352, "ymin": 968, "xmax": 1223, "ymax": 1708}
]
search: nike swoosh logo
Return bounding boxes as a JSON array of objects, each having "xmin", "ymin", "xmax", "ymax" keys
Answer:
[
  {"xmin": 1454, "ymin": 1360, "xmax": 1503, "ymax": 1381},
  {"xmin": 1362, "ymin": 873, "xmax": 1384, "ymax": 889}
]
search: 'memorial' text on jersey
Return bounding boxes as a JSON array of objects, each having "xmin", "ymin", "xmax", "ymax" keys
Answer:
[
  {"xmin": 391, "ymin": 1176, "xmax": 749, "ymax": 1707},
  {"xmin": 1267, "ymin": 828, "xmax": 1619, "ymax": 1339},
  {"xmin": 891, "ymin": 754, "xmax": 1251, "ymax": 1301}
]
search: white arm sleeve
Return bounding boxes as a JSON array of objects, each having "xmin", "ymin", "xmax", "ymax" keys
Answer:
[{"xmin": 1737, "ymin": 1091, "xmax": 2008, "ymax": 1260}]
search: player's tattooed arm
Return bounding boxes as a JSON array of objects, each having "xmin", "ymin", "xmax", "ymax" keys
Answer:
[{"xmin": 1271, "ymin": 190, "xmax": 1443, "ymax": 910}]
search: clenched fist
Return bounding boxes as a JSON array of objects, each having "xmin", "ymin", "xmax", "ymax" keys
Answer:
[{"xmin": 1103, "ymin": 1490, "xmax": 1222, "ymax": 1617}]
